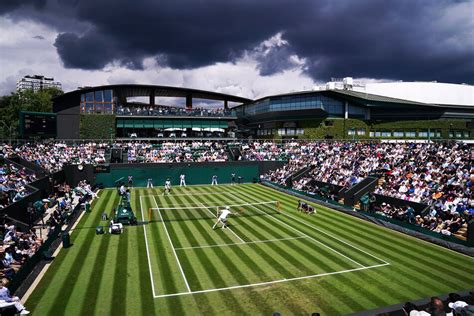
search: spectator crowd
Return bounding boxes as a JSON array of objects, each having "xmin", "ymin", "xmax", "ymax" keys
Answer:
[
  {"xmin": 260, "ymin": 141, "xmax": 473, "ymax": 239},
  {"xmin": 1, "ymin": 140, "xmax": 472, "ymax": 240},
  {"xmin": 1, "ymin": 162, "xmax": 36, "ymax": 209},
  {"xmin": 116, "ymin": 105, "xmax": 233, "ymax": 117}
]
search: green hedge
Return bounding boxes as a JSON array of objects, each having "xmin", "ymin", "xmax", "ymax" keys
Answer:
[
  {"xmin": 80, "ymin": 114, "xmax": 116, "ymax": 139},
  {"xmin": 299, "ymin": 118, "xmax": 472, "ymax": 140}
]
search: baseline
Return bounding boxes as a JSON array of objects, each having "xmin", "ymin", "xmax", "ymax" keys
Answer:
[{"xmin": 153, "ymin": 262, "xmax": 390, "ymax": 298}]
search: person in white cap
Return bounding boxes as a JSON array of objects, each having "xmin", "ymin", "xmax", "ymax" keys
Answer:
[
  {"xmin": 448, "ymin": 300, "xmax": 468, "ymax": 315},
  {"xmin": 213, "ymin": 206, "xmax": 233, "ymax": 229}
]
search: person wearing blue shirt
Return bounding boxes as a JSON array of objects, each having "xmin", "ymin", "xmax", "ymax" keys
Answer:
[{"xmin": 0, "ymin": 281, "xmax": 29, "ymax": 314}]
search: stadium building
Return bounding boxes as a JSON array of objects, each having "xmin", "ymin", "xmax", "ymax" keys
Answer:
[{"xmin": 52, "ymin": 80, "xmax": 474, "ymax": 140}]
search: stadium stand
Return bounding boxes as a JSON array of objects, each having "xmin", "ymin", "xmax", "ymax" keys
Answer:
[
  {"xmin": 0, "ymin": 160, "xmax": 37, "ymax": 209},
  {"xmin": 1, "ymin": 140, "xmax": 473, "ymax": 244},
  {"xmin": 116, "ymin": 105, "xmax": 234, "ymax": 117}
]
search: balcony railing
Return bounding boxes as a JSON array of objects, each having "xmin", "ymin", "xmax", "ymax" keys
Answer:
[{"xmin": 116, "ymin": 107, "xmax": 235, "ymax": 118}]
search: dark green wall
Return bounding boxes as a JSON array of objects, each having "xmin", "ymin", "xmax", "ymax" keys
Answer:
[{"xmin": 95, "ymin": 163, "xmax": 261, "ymax": 187}]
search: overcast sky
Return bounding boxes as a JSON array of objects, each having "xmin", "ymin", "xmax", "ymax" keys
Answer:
[{"xmin": 0, "ymin": 0, "xmax": 472, "ymax": 99}]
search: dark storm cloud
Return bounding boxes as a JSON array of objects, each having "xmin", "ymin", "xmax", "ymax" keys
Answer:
[
  {"xmin": 1, "ymin": 0, "xmax": 472, "ymax": 83},
  {"xmin": 32, "ymin": 35, "xmax": 45, "ymax": 40}
]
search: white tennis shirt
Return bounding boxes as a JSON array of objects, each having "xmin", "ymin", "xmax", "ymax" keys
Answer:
[{"xmin": 219, "ymin": 209, "xmax": 231, "ymax": 219}]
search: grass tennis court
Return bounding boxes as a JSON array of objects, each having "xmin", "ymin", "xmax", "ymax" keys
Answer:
[{"xmin": 26, "ymin": 184, "xmax": 474, "ymax": 315}]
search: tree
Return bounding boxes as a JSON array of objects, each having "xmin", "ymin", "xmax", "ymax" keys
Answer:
[{"xmin": 0, "ymin": 87, "xmax": 63, "ymax": 139}]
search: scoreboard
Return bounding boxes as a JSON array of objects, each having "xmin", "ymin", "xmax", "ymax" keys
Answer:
[{"xmin": 20, "ymin": 111, "xmax": 57, "ymax": 138}]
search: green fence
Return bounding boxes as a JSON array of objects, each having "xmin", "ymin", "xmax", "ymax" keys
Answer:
[{"xmin": 95, "ymin": 163, "xmax": 259, "ymax": 187}]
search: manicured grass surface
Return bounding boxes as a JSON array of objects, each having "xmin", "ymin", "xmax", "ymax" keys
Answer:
[{"xmin": 26, "ymin": 184, "xmax": 474, "ymax": 315}]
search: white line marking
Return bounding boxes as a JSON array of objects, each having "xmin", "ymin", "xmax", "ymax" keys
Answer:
[
  {"xmin": 152, "ymin": 201, "xmax": 244, "ymax": 208},
  {"xmin": 139, "ymin": 195, "xmax": 157, "ymax": 298},
  {"xmin": 152, "ymin": 200, "xmax": 278, "ymax": 210},
  {"xmin": 175, "ymin": 236, "xmax": 308, "ymax": 250},
  {"xmin": 153, "ymin": 262, "xmax": 390, "ymax": 298},
  {"xmin": 197, "ymin": 202, "xmax": 246, "ymax": 244},
  {"xmin": 143, "ymin": 192, "xmax": 228, "ymax": 198},
  {"xmin": 224, "ymin": 189, "xmax": 366, "ymax": 268},
  {"xmin": 256, "ymin": 185, "xmax": 391, "ymax": 265},
  {"xmin": 152, "ymin": 196, "xmax": 192, "ymax": 293}
]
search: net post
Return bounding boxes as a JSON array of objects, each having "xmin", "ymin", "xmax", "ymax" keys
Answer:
[{"xmin": 148, "ymin": 208, "xmax": 152, "ymax": 222}]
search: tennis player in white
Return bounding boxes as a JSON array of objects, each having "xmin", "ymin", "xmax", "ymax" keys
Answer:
[
  {"xmin": 212, "ymin": 206, "xmax": 233, "ymax": 229},
  {"xmin": 179, "ymin": 174, "xmax": 186, "ymax": 187},
  {"xmin": 163, "ymin": 178, "xmax": 171, "ymax": 195}
]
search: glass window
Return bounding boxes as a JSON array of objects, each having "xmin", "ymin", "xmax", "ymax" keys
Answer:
[
  {"xmin": 81, "ymin": 94, "xmax": 85, "ymax": 102},
  {"xmin": 347, "ymin": 128, "xmax": 355, "ymax": 136},
  {"xmin": 357, "ymin": 128, "xmax": 366, "ymax": 136},
  {"xmin": 393, "ymin": 131, "xmax": 404, "ymax": 137},
  {"xmin": 297, "ymin": 128, "xmax": 304, "ymax": 135},
  {"xmin": 375, "ymin": 131, "xmax": 381, "ymax": 137},
  {"xmin": 103, "ymin": 90, "xmax": 113, "ymax": 102},
  {"xmin": 94, "ymin": 91, "xmax": 103, "ymax": 103},
  {"xmin": 464, "ymin": 131, "xmax": 470, "ymax": 138},
  {"xmin": 278, "ymin": 128, "xmax": 286, "ymax": 136},
  {"xmin": 103, "ymin": 104, "xmax": 113, "ymax": 113},
  {"xmin": 418, "ymin": 131, "xmax": 428, "ymax": 138},
  {"xmin": 369, "ymin": 131, "xmax": 374, "ymax": 137},
  {"xmin": 85, "ymin": 92, "xmax": 94, "ymax": 102},
  {"xmin": 85, "ymin": 103, "xmax": 94, "ymax": 113},
  {"xmin": 381, "ymin": 131, "xmax": 392, "ymax": 137},
  {"xmin": 455, "ymin": 131, "xmax": 462, "ymax": 138},
  {"xmin": 405, "ymin": 131, "xmax": 416, "ymax": 137}
]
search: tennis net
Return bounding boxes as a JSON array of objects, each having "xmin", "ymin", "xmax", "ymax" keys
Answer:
[{"xmin": 151, "ymin": 200, "xmax": 280, "ymax": 222}]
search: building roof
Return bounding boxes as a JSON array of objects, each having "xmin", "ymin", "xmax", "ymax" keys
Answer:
[
  {"xmin": 241, "ymin": 88, "xmax": 472, "ymax": 110},
  {"xmin": 55, "ymin": 84, "xmax": 251, "ymax": 103},
  {"xmin": 327, "ymin": 89, "xmax": 473, "ymax": 109}
]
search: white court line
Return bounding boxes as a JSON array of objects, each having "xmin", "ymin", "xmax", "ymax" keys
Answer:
[
  {"xmin": 197, "ymin": 202, "xmax": 246, "ymax": 244},
  {"xmin": 153, "ymin": 201, "xmax": 244, "ymax": 209},
  {"xmin": 223, "ymin": 189, "xmax": 365, "ymax": 268},
  {"xmin": 142, "ymin": 192, "xmax": 228, "ymax": 198},
  {"xmin": 175, "ymin": 236, "xmax": 308, "ymax": 250},
  {"xmin": 152, "ymin": 196, "xmax": 192, "ymax": 293},
  {"xmin": 256, "ymin": 185, "xmax": 391, "ymax": 265},
  {"xmin": 154, "ymin": 262, "xmax": 390, "ymax": 298},
  {"xmin": 152, "ymin": 200, "xmax": 278, "ymax": 211},
  {"xmin": 139, "ymin": 196, "xmax": 157, "ymax": 298}
]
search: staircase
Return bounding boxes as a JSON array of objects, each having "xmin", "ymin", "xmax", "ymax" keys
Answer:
[
  {"xmin": 342, "ymin": 176, "xmax": 379, "ymax": 207},
  {"xmin": 291, "ymin": 166, "xmax": 313, "ymax": 182},
  {"xmin": 227, "ymin": 145, "xmax": 242, "ymax": 161}
]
